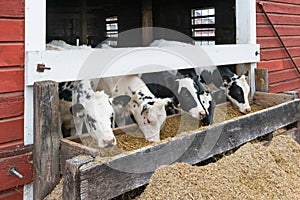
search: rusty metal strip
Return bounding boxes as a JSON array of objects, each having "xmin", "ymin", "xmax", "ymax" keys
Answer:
[{"xmin": 258, "ymin": 2, "xmax": 300, "ymax": 75}]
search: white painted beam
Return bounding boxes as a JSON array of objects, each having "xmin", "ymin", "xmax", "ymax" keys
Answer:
[{"xmin": 26, "ymin": 44, "xmax": 260, "ymax": 86}]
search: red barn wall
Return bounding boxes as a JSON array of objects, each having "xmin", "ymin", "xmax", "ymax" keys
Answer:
[
  {"xmin": 256, "ymin": 0, "xmax": 300, "ymax": 95},
  {"xmin": 0, "ymin": 0, "xmax": 32, "ymax": 199}
]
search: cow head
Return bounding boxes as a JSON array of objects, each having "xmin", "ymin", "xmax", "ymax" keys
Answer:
[
  {"xmin": 130, "ymin": 91, "xmax": 172, "ymax": 142},
  {"xmin": 223, "ymin": 71, "xmax": 251, "ymax": 114},
  {"xmin": 71, "ymin": 90, "xmax": 127, "ymax": 148},
  {"xmin": 175, "ymin": 77, "xmax": 207, "ymax": 119}
]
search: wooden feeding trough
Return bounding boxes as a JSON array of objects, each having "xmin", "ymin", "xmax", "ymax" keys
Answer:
[{"xmin": 58, "ymin": 91, "xmax": 299, "ymax": 199}]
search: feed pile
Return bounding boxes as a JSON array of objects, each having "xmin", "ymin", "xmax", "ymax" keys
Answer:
[{"xmin": 138, "ymin": 135, "xmax": 300, "ymax": 200}]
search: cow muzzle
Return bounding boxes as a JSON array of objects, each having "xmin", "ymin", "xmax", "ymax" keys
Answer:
[{"xmin": 102, "ymin": 137, "xmax": 117, "ymax": 148}]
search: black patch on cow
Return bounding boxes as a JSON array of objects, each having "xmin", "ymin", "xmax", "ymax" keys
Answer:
[
  {"xmin": 59, "ymin": 82, "xmax": 73, "ymax": 101},
  {"xmin": 141, "ymin": 104, "xmax": 148, "ymax": 115},
  {"xmin": 86, "ymin": 115, "xmax": 97, "ymax": 131},
  {"xmin": 147, "ymin": 101, "xmax": 154, "ymax": 106},
  {"xmin": 178, "ymin": 88, "xmax": 197, "ymax": 111},
  {"xmin": 201, "ymin": 98, "xmax": 214, "ymax": 126},
  {"xmin": 228, "ymin": 82, "xmax": 245, "ymax": 103}
]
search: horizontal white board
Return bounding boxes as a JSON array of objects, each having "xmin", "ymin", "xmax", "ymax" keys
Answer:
[{"xmin": 25, "ymin": 44, "xmax": 260, "ymax": 86}]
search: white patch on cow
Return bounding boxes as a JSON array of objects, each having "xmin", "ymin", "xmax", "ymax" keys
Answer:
[
  {"xmin": 59, "ymin": 80, "xmax": 117, "ymax": 148},
  {"xmin": 225, "ymin": 74, "xmax": 251, "ymax": 114},
  {"xmin": 96, "ymin": 75, "xmax": 170, "ymax": 142},
  {"xmin": 199, "ymin": 91, "xmax": 212, "ymax": 115},
  {"xmin": 83, "ymin": 91, "xmax": 116, "ymax": 148},
  {"xmin": 177, "ymin": 78, "xmax": 206, "ymax": 118}
]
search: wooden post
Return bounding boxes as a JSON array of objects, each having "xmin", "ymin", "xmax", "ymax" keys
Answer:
[
  {"xmin": 255, "ymin": 68, "xmax": 269, "ymax": 92},
  {"xmin": 81, "ymin": 0, "xmax": 87, "ymax": 44},
  {"xmin": 142, "ymin": 0, "xmax": 153, "ymax": 46},
  {"xmin": 33, "ymin": 81, "xmax": 61, "ymax": 200}
]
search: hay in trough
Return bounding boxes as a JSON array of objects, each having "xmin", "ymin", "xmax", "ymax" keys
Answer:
[
  {"xmin": 138, "ymin": 135, "xmax": 300, "ymax": 200},
  {"xmin": 81, "ymin": 103, "xmax": 265, "ymax": 152}
]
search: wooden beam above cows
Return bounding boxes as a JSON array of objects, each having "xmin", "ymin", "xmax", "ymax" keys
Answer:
[
  {"xmin": 142, "ymin": 0, "xmax": 153, "ymax": 46},
  {"xmin": 81, "ymin": 0, "xmax": 88, "ymax": 44}
]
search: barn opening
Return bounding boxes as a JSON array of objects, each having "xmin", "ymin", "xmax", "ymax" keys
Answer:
[{"xmin": 46, "ymin": 0, "xmax": 236, "ymax": 47}]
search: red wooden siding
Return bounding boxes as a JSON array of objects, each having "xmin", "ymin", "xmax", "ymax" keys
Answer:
[
  {"xmin": 0, "ymin": 187, "xmax": 23, "ymax": 200},
  {"xmin": 257, "ymin": 0, "xmax": 300, "ymax": 96},
  {"xmin": 0, "ymin": 0, "xmax": 29, "ymax": 196}
]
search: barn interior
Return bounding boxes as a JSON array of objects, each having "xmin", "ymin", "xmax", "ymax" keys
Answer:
[{"xmin": 46, "ymin": 0, "xmax": 236, "ymax": 48}]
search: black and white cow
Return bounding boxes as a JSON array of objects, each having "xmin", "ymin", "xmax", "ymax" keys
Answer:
[
  {"xmin": 59, "ymin": 79, "xmax": 130, "ymax": 148},
  {"xmin": 216, "ymin": 66, "xmax": 251, "ymax": 114},
  {"xmin": 95, "ymin": 75, "xmax": 172, "ymax": 142},
  {"xmin": 141, "ymin": 70, "xmax": 214, "ymax": 125},
  {"xmin": 150, "ymin": 39, "xmax": 251, "ymax": 115}
]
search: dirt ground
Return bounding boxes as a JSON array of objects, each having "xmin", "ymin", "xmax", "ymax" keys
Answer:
[{"xmin": 138, "ymin": 135, "xmax": 300, "ymax": 200}]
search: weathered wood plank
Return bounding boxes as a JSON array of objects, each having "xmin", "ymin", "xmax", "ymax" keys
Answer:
[
  {"xmin": 60, "ymin": 138, "xmax": 99, "ymax": 174},
  {"xmin": 255, "ymin": 68, "xmax": 269, "ymax": 92},
  {"xmin": 0, "ymin": 0, "xmax": 24, "ymax": 18},
  {"xmin": 254, "ymin": 91, "xmax": 295, "ymax": 106},
  {"xmin": 0, "ymin": 92, "xmax": 24, "ymax": 118},
  {"xmin": 0, "ymin": 140, "xmax": 24, "ymax": 151},
  {"xmin": 33, "ymin": 81, "xmax": 61, "ymax": 200},
  {"xmin": 0, "ymin": 44, "xmax": 24, "ymax": 67},
  {"xmin": 0, "ymin": 144, "xmax": 32, "ymax": 158},
  {"xmin": 141, "ymin": 0, "xmax": 153, "ymax": 46},
  {"xmin": 65, "ymin": 97, "xmax": 300, "ymax": 199},
  {"xmin": 63, "ymin": 156, "xmax": 94, "ymax": 200}
]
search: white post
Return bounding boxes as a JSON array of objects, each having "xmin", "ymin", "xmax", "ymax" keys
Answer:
[
  {"xmin": 236, "ymin": 0, "xmax": 258, "ymax": 97},
  {"xmin": 24, "ymin": 0, "xmax": 46, "ymax": 199}
]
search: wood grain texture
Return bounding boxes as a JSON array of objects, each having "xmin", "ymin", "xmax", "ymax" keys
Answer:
[
  {"xmin": 0, "ymin": 20, "xmax": 24, "ymax": 42},
  {"xmin": 257, "ymin": 1, "xmax": 300, "ymax": 15},
  {"xmin": 0, "ymin": 44, "xmax": 24, "ymax": 67},
  {"xmin": 33, "ymin": 81, "xmax": 61, "ymax": 200},
  {"xmin": 0, "ymin": 117, "xmax": 23, "ymax": 145},
  {"xmin": 269, "ymin": 68, "xmax": 299, "ymax": 84},
  {"xmin": 255, "ymin": 68, "xmax": 269, "ymax": 92},
  {"xmin": 257, "ymin": 25, "xmax": 300, "ymax": 37},
  {"xmin": 258, "ymin": 58, "xmax": 300, "ymax": 72},
  {"xmin": 270, "ymin": 78, "xmax": 300, "ymax": 93},
  {"xmin": 260, "ymin": 47, "xmax": 300, "ymax": 60},
  {"xmin": 0, "ymin": 68, "xmax": 24, "ymax": 93},
  {"xmin": 257, "ymin": 36, "xmax": 300, "ymax": 49},
  {"xmin": 0, "ymin": 187, "xmax": 23, "ymax": 200},
  {"xmin": 0, "ymin": 140, "xmax": 23, "ymax": 151},
  {"xmin": 0, "ymin": 92, "xmax": 24, "ymax": 118},
  {"xmin": 257, "ymin": 13, "xmax": 300, "ymax": 25},
  {"xmin": 0, "ymin": 0, "xmax": 24, "ymax": 18}
]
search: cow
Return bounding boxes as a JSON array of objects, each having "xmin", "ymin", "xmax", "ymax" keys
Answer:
[
  {"xmin": 150, "ymin": 39, "xmax": 251, "ymax": 114},
  {"xmin": 141, "ymin": 70, "xmax": 214, "ymax": 126},
  {"xmin": 94, "ymin": 75, "xmax": 172, "ymax": 142},
  {"xmin": 216, "ymin": 66, "xmax": 251, "ymax": 114},
  {"xmin": 59, "ymin": 79, "xmax": 130, "ymax": 148}
]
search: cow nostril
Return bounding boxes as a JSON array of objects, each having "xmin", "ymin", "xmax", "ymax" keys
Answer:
[{"xmin": 103, "ymin": 137, "xmax": 116, "ymax": 147}]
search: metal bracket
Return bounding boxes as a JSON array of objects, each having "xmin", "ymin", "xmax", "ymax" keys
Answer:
[{"xmin": 37, "ymin": 63, "xmax": 51, "ymax": 73}]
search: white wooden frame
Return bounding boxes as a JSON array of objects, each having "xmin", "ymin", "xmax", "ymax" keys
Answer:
[{"xmin": 24, "ymin": 0, "xmax": 258, "ymax": 199}]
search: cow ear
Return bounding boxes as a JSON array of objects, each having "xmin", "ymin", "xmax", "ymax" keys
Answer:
[
  {"xmin": 222, "ymin": 75, "xmax": 231, "ymax": 87},
  {"xmin": 70, "ymin": 103, "xmax": 85, "ymax": 117},
  {"xmin": 111, "ymin": 95, "xmax": 131, "ymax": 107}
]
